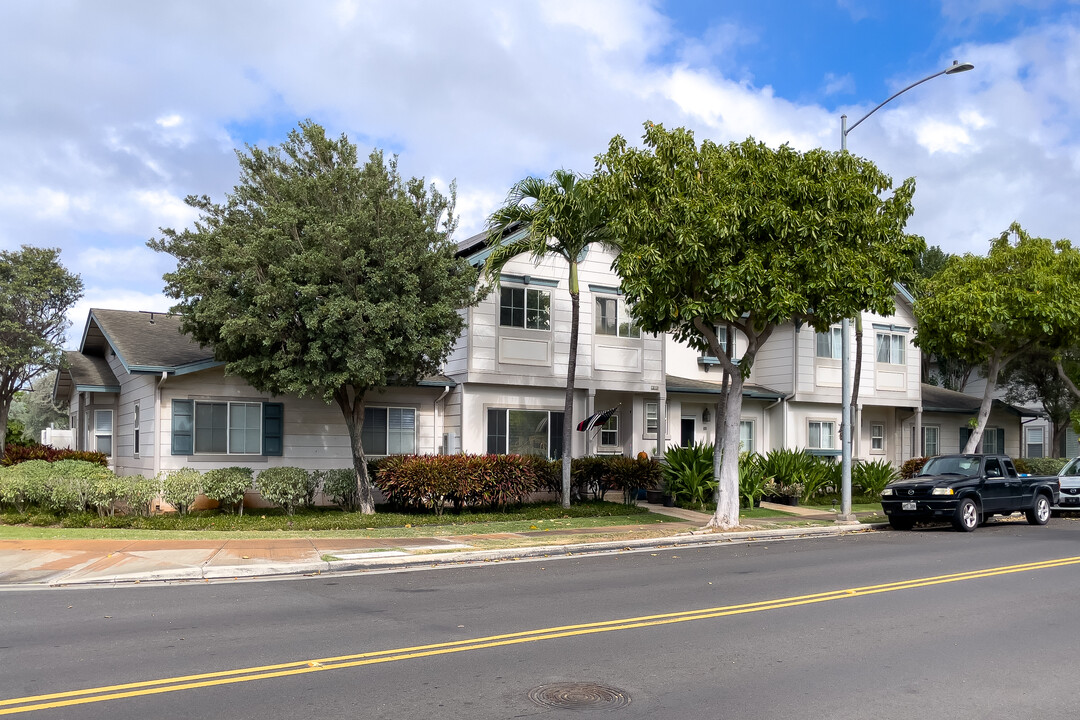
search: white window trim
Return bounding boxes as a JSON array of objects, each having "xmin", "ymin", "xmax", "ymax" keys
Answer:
[
  {"xmin": 808, "ymin": 419, "xmax": 837, "ymax": 450},
  {"xmin": 133, "ymin": 403, "xmax": 141, "ymax": 458},
  {"xmin": 594, "ymin": 295, "xmax": 640, "ymax": 339},
  {"xmin": 922, "ymin": 425, "xmax": 941, "ymax": 457},
  {"xmin": 815, "ymin": 327, "xmax": 842, "ymax": 360},
  {"xmin": 193, "ymin": 400, "xmax": 263, "ymax": 456},
  {"xmin": 1025, "ymin": 426, "xmax": 1045, "ymax": 458},
  {"xmin": 499, "ymin": 285, "xmax": 551, "ymax": 331},
  {"xmin": 875, "ymin": 332, "xmax": 907, "ymax": 365},
  {"xmin": 739, "ymin": 419, "xmax": 755, "ymax": 454},
  {"xmin": 599, "ymin": 414, "xmax": 619, "ymax": 447},
  {"xmin": 870, "ymin": 423, "xmax": 885, "ymax": 454},
  {"xmin": 94, "ymin": 409, "xmax": 114, "ymax": 457}
]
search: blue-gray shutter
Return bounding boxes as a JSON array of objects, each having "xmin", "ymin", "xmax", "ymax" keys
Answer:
[
  {"xmin": 172, "ymin": 400, "xmax": 193, "ymax": 455},
  {"xmin": 996, "ymin": 428, "xmax": 1006, "ymax": 455},
  {"xmin": 959, "ymin": 427, "xmax": 972, "ymax": 453},
  {"xmin": 263, "ymin": 403, "xmax": 283, "ymax": 456}
]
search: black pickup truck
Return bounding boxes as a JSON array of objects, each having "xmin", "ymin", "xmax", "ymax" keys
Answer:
[{"xmin": 881, "ymin": 454, "xmax": 1059, "ymax": 532}]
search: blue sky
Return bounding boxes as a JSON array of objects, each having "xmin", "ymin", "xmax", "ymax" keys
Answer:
[{"xmin": 2, "ymin": 0, "xmax": 1079, "ymax": 344}]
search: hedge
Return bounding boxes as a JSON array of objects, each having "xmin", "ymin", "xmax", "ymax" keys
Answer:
[{"xmin": 2, "ymin": 445, "xmax": 108, "ymax": 467}]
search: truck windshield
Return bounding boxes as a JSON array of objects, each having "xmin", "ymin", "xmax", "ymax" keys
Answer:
[
  {"xmin": 921, "ymin": 456, "xmax": 980, "ymax": 476},
  {"xmin": 1060, "ymin": 458, "xmax": 1080, "ymax": 477}
]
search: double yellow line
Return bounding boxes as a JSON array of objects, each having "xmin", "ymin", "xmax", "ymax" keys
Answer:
[{"xmin": 5, "ymin": 554, "xmax": 1080, "ymax": 715}]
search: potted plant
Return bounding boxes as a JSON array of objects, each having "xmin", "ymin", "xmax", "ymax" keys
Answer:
[{"xmin": 778, "ymin": 482, "xmax": 803, "ymax": 506}]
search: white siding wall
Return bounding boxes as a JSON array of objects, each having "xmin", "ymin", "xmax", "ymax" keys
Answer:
[{"xmin": 107, "ymin": 351, "xmax": 157, "ymax": 477}]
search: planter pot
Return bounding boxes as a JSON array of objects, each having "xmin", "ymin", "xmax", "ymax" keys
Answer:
[
  {"xmin": 662, "ymin": 494, "xmax": 676, "ymax": 507},
  {"xmin": 779, "ymin": 496, "xmax": 800, "ymax": 506},
  {"xmin": 646, "ymin": 489, "xmax": 665, "ymax": 504},
  {"xmin": 764, "ymin": 494, "xmax": 783, "ymax": 504}
]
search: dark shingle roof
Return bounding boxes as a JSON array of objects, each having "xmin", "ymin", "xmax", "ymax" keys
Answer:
[
  {"xmin": 666, "ymin": 375, "xmax": 787, "ymax": 401},
  {"xmin": 920, "ymin": 383, "xmax": 1038, "ymax": 417},
  {"xmin": 82, "ymin": 309, "xmax": 217, "ymax": 372},
  {"xmin": 64, "ymin": 351, "xmax": 119, "ymax": 389}
]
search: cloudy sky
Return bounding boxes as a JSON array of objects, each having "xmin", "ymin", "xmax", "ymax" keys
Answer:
[{"xmin": 3, "ymin": 0, "xmax": 1079, "ymax": 344}]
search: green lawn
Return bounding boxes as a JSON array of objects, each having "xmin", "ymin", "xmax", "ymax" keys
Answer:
[{"xmin": 0, "ymin": 501, "xmax": 680, "ymax": 541}]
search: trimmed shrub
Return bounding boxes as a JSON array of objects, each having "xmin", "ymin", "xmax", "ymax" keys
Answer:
[
  {"xmin": 0, "ymin": 461, "xmax": 50, "ymax": 512},
  {"xmin": 89, "ymin": 472, "xmax": 129, "ymax": 517},
  {"xmin": 256, "ymin": 466, "xmax": 310, "ymax": 515},
  {"xmin": 162, "ymin": 468, "xmax": 202, "ymax": 515},
  {"xmin": 202, "ymin": 467, "xmax": 253, "ymax": 515},
  {"xmin": 853, "ymin": 459, "xmax": 898, "ymax": 498},
  {"xmin": 2, "ymin": 445, "xmax": 108, "ymax": 467},
  {"xmin": 46, "ymin": 460, "xmax": 115, "ymax": 513},
  {"xmin": 1021, "ymin": 457, "xmax": 1070, "ymax": 476},
  {"xmin": 317, "ymin": 468, "xmax": 362, "ymax": 512},
  {"xmin": 123, "ymin": 475, "xmax": 159, "ymax": 517}
]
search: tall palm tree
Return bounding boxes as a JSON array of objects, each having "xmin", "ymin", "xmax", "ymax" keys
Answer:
[{"xmin": 484, "ymin": 170, "xmax": 614, "ymax": 508}]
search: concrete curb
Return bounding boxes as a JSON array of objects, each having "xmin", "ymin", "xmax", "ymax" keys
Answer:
[{"xmin": 49, "ymin": 522, "xmax": 885, "ymax": 587}]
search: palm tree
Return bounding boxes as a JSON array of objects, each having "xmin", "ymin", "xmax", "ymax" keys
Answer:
[{"xmin": 484, "ymin": 170, "xmax": 614, "ymax": 508}]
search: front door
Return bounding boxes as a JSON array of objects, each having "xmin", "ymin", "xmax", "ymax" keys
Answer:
[{"xmin": 681, "ymin": 417, "xmax": 695, "ymax": 447}]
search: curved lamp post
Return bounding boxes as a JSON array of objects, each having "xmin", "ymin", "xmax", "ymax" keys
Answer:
[{"xmin": 838, "ymin": 60, "xmax": 974, "ymax": 522}]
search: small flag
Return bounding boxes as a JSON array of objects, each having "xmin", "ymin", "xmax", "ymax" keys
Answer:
[{"xmin": 577, "ymin": 406, "xmax": 617, "ymax": 432}]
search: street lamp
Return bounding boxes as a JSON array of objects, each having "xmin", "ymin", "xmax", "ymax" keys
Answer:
[{"xmin": 837, "ymin": 60, "xmax": 974, "ymax": 522}]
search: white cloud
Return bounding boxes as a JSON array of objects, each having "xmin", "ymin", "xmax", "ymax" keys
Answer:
[
  {"xmin": 66, "ymin": 289, "xmax": 173, "ymax": 349},
  {"xmin": 156, "ymin": 114, "xmax": 183, "ymax": 128}
]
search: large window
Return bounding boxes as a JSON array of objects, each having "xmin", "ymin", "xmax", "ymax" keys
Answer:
[
  {"xmin": 1026, "ymin": 427, "xmax": 1045, "ymax": 458},
  {"xmin": 500, "ymin": 287, "xmax": 550, "ymax": 330},
  {"xmin": 982, "ymin": 427, "xmax": 1003, "ymax": 454},
  {"xmin": 816, "ymin": 327, "xmax": 842, "ymax": 359},
  {"xmin": 595, "ymin": 296, "xmax": 639, "ymax": 338},
  {"xmin": 362, "ymin": 407, "xmax": 416, "ymax": 456},
  {"xmin": 486, "ymin": 408, "xmax": 564, "ymax": 460},
  {"xmin": 876, "ymin": 333, "xmax": 906, "ymax": 364},
  {"xmin": 94, "ymin": 409, "xmax": 113, "ymax": 456},
  {"xmin": 193, "ymin": 401, "xmax": 262, "ymax": 455},
  {"xmin": 739, "ymin": 420, "xmax": 754, "ymax": 453},
  {"xmin": 808, "ymin": 420, "xmax": 836, "ymax": 450}
]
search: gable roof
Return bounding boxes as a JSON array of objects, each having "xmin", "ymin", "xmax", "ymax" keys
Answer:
[
  {"xmin": 80, "ymin": 308, "xmax": 220, "ymax": 375},
  {"xmin": 54, "ymin": 351, "xmax": 121, "ymax": 400}
]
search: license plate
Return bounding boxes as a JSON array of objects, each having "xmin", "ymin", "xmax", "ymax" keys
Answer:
[{"xmin": 902, "ymin": 502, "xmax": 916, "ymax": 511}]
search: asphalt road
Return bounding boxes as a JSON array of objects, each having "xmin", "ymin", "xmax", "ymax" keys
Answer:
[{"xmin": 4, "ymin": 517, "xmax": 1080, "ymax": 719}]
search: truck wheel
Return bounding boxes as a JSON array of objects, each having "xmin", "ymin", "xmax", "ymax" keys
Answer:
[
  {"xmin": 952, "ymin": 498, "xmax": 979, "ymax": 532},
  {"xmin": 1026, "ymin": 494, "xmax": 1051, "ymax": 526},
  {"xmin": 889, "ymin": 518, "xmax": 914, "ymax": 531}
]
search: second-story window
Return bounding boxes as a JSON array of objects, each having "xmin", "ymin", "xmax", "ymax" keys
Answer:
[
  {"xmin": 816, "ymin": 327, "xmax": 842, "ymax": 359},
  {"xmin": 876, "ymin": 333, "xmax": 906, "ymax": 364},
  {"xmin": 595, "ymin": 296, "xmax": 639, "ymax": 338},
  {"xmin": 702, "ymin": 325, "xmax": 737, "ymax": 362},
  {"xmin": 500, "ymin": 287, "xmax": 550, "ymax": 330}
]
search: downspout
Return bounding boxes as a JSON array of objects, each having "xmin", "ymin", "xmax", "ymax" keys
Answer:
[
  {"xmin": 435, "ymin": 385, "xmax": 450, "ymax": 454},
  {"xmin": 154, "ymin": 372, "xmax": 169, "ymax": 480},
  {"xmin": 764, "ymin": 396, "xmax": 784, "ymax": 453}
]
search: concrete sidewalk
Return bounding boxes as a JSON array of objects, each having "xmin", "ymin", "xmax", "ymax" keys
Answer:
[{"xmin": 0, "ymin": 504, "xmax": 879, "ymax": 587}]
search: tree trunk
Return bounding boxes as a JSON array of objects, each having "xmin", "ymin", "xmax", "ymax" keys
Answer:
[
  {"xmin": 964, "ymin": 350, "xmax": 1004, "ymax": 453},
  {"xmin": 1053, "ymin": 418, "xmax": 1069, "ymax": 458},
  {"xmin": 561, "ymin": 278, "xmax": 580, "ymax": 509},
  {"xmin": 334, "ymin": 385, "xmax": 376, "ymax": 515},
  {"xmin": 707, "ymin": 370, "xmax": 743, "ymax": 530},
  {"xmin": 713, "ymin": 368, "xmax": 730, "ymax": 503}
]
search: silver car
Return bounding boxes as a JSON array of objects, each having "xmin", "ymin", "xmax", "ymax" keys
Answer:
[{"xmin": 1052, "ymin": 456, "xmax": 1080, "ymax": 511}]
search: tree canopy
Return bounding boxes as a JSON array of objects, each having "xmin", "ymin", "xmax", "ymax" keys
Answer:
[
  {"xmin": 0, "ymin": 246, "xmax": 82, "ymax": 453},
  {"xmin": 484, "ymin": 169, "xmax": 615, "ymax": 508},
  {"xmin": 914, "ymin": 223, "xmax": 1080, "ymax": 452},
  {"xmin": 594, "ymin": 122, "xmax": 922, "ymax": 528},
  {"xmin": 149, "ymin": 121, "xmax": 479, "ymax": 513}
]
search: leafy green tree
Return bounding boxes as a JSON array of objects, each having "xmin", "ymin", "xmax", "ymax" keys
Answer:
[
  {"xmin": 0, "ymin": 247, "xmax": 83, "ymax": 454},
  {"xmin": 149, "ymin": 121, "xmax": 479, "ymax": 514},
  {"xmin": 595, "ymin": 123, "xmax": 922, "ymax": 529},
  {"xmin": 914, "ymin": 223, "xmax": 1080, "ymax": 452},
  {"xmin": 484, "ymin": 170, "xmax": 614, "ymax": 508},
  {"xmin": 1000, "ymin": 346, "xmax": 1076, "ymax": 455},
  {"xmin": 10, "ymin": 369, "xmax": 69, "ymax": 442}
]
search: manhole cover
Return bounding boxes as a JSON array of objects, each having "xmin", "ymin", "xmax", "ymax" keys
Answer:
[{"xmin": 528, "ymin": 682, "xmax": 631, "ymax": 711}]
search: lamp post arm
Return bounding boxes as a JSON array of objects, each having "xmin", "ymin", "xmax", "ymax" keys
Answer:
[{"xmin": 844, "ymin": 68, "xmax": 948, "ymax": 139}]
